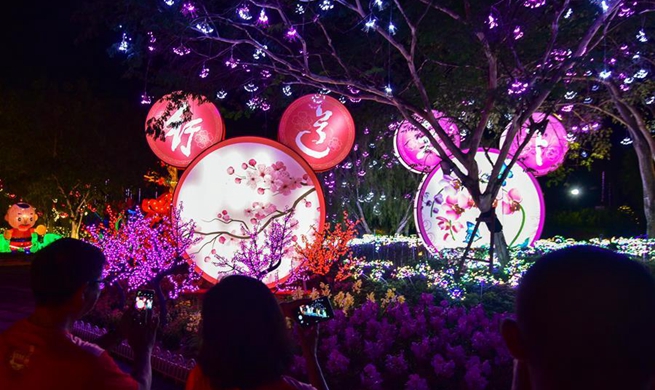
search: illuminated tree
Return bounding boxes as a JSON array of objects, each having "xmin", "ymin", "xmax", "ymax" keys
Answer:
[
  {"xmin": 90, "ymin": 0, "xmax": 633, "ymax": 264},
  {"xmin": 211, "ymin": 210, "xmax": 298, "ymax": 281},
  {"xmin": 292, "ymin": 213, "xmax": 359, "ymax": 284},
  {"xmin": 86, "ymin": 206, "xmax": 201, "ymax": 325},
  {"xmin": 558, "ymin": 8, "xmax": 655, "ymax": 235}
]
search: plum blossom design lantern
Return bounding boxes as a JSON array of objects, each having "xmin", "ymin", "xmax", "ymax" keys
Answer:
[
  {"xmin": 278, "ymin": 94, "xmax": 356, "ymax": 172},
  {"xmin": 499, "ymin": 113, "xmax": 569, "ymax": 177},
  {"xmin": 393, "ymin": 111, "xmax": 461, "ymax": 174},
  {"xmin": 145, "ymin": 92, "xmax": 225, "ymax": 168},
  {"xmin": 414, "ymin": 149, "xmax": 545, "ymax": 253},
  {"xmin": 174, "ymin": 137, "xmax": 325, "ymax": 286}
]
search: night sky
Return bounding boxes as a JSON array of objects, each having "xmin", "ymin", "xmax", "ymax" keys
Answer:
[{"xmin": 2, "ymin": 0, "xmax": 644, "ymax": 237}]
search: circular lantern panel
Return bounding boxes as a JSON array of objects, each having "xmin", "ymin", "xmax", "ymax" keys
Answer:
[
  {"xmin": 174, "ymin": 137, "xmax": 325, "ymax": 286},
  {"xmin": 393, "ymin": 111, "xmax": 461, "ymax": 174},
  {"xmin": 278, "ymin": 94, "xmax": 355, "ymax": 172},
  {"xmin": 415, "ymin": 149, "xmax": 544, "ymax": 254},
  {"xmin": 145, "ymin": 93, "xmax": 225, "ymax": 168},
  {"xmin": 499, "ymin": 113, "xmax": 568, "ymax": 177}
]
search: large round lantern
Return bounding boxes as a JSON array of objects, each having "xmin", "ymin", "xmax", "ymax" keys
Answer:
[
  {"xmin": 278, "ymin": 94, "xmax": 355, "ymax": 172},
  {"xmin": 499, "ymin": 113, "xmax": 568, "ymax": 177},
  {"xmin": 393, "ymin": 111, "xmax": 461, "ymax": 174},
  {"xmin": 414, "ymin": 149, "xmax": 544, "ymax": 254},
  {"xmin": 145, "ymin": 93, "xmax": 225, "ymax": 168},
  {"xmin": 174, "ymin": 137, "xmax": 325, "ymax": 286}
]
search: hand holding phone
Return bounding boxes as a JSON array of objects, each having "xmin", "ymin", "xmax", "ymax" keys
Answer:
[
  {"xmin": 293, "ymin": 297, "xmax": 335, "ymax": 328},
  {"xmin": 134, "ymin": 289, "xmax": 154, "ymax": 325}
]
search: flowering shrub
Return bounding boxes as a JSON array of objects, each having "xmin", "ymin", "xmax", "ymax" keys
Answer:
[{"xmin": 289, "ymin": 289, "xmax": 513, "ymax": 390}]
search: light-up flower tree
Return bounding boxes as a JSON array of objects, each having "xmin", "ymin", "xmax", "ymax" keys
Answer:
[
  {"xmin": 85, "ymin": 206, "xmax": 201, "ymax": 325},
  {"xmin": 93, "ymin": 0, "xmax": 633, "ymax": 265},
  {"xmin": 211, "ymin": 210, "xmax": 298, "ymax": 282}
]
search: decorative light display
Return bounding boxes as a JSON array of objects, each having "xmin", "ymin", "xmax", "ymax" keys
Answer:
[
  {"xmin": 173, "ymin": 137, "xmax": 325, "ymax": 286},
  {"xmin": 415, "ymin": 149, "xmax": 545, "ymax": 253},
  {"xmin": 85, "ymin": 206, "xmax": 201, "ymax": 299},
  {"xmin": 278, "ymin": 94, "xmax": 356, "ymax": 172},
  {"xmin": 3, "ymin": 203, "xmax": 47, "ymax": 253},
  {"xmin": 393, "ymin": 111, "xmax": 461, "ymax": 174},
  {"xmin": 499, "ymin": 113, "xmax": 569, "ymax": 177},
  {"xmin": 145, "ymin": 92, "xmax": 225, "ymax": 168}
]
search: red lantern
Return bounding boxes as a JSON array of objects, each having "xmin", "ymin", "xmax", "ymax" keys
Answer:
[
  {"xmin": 278, "ymin": 94, "xmax": 355, "ymax": 172},
  {"xmin": 145, "ymin": 93, "xmax": 225, "ymax": 168}
]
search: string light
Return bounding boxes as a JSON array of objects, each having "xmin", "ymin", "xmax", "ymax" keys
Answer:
[
  {"xmin": 319, "ymin": 0, "xmax": 334, "ymax": 11},
  {"xmin": 173, "ymin": 44, "xmax": 191, "ymax": 56},
  {"xmin": 636, "ymin": 29, "xmax": 648, "ymax": 43},
  {"xmin": 388, "ymin": 22, "xmax": 397, "ymax": 35},
  {"xmin": 599, "ymin": 69, "xmax": 612, "ymax": 79},
  {"xmin": 195, "ymin": 21, "xmax": 214, "ymax": 34},
  {"xmin": 216, "ymin": 90, "xmax": 227, "ymax": 99},
  {"xmin": 163, "ymin": 0, "xmax": 174, "ymax": 5},
  {"xmin": 118, "ymin": 33, "xmax": 131, "ymax": 52},
  {"xmin": 237, "ymin": 4, "xmax": 252, "ymax": 20},
  {"xmin": 199, "ymin": 64, "xmax": 210, "ymax": 78},
  {"xmin": 282, "ymin": 85, "xmax": 292, "ymax": 96},
  {"xmin": 257, "ymin": 9, "xmax": 269, "ymax": 27},
  {"xmin": 364, "ymin": 18, "xmax": 377, "ymax": 32},
  {"xmin": 140, "ymin": 93, "xmax": 153, "ymax": 105},
  {"xmin": 286, "ymin": 27, "xmax": 299, "ymax": 41}
]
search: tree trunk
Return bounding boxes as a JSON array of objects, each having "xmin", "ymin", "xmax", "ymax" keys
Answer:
[
  {"xmin": 632, "ymin": 137, "xmax": 655, "ymax": 237},
  {"xmin": 478, "ymin": 195, "xmax": 511, "ymax": 267},
  {"xmin": 354, "ymin": 201, "xmax": 373, "ymax": 234},
  {"xmin": 152, "ymin": 278, "xmax": 168, "ymax": 327},
  {"xmin": 70, "ymin": 218, "xmax": 80, "ymax": 239},
  {"xmin": 394, "ymin": 203, "xmax": 414, "ymax": 236}
]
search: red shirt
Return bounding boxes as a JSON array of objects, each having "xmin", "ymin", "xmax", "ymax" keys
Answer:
[
  {"xmin": 185, "ymin": 366, "xmax": 316, "ymax": 390},
  {"xmin": 0, "ymin": 319, "xmax": 138, "ymax": 390}
]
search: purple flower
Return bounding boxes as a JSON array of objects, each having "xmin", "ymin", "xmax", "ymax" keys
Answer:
[
  {"xmin": 464, "ymin": 356, "xmax": 489, "ymax": 390},
  {"xmin": 364, "ymin": 340, "xmax": 385, "ymax": 361},
  {"xmin": 384, "ymin": 352, "xmax": 409, "ymax": 375},
  {"xmin": 431, "ymin": 353, "xmax": 456, "ymax": 378},
  {"xmin": 326, "ymin": 349, "xmax": 350, "ymax": 375},
  {"xmin": 405, "ymin": 374, "xmax": 430, "ymax": 390},
  {"xmin": 360, "ymin": 363, "xmax": 383, "ymax": 390},
  {"xmin": 343, "ymin": 326, "xmax": 361, "ymax": 351},
  {"xmin": 410, "ymin": 337, "xmax": 432, "ymax": 362}
]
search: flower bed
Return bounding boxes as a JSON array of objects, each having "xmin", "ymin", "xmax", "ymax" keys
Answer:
[{"xmin": 80, "ymin": 236, "xmax": 655, "ymax": 389}]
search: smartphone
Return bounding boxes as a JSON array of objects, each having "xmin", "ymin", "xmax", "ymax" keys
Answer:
[
  {"xmin": 293, "ymin": 297, "xmax": 335, "ymax": 327},
  {"xmin": 134, "ymin": 289, "xmax": 154, "ymax": 324}
]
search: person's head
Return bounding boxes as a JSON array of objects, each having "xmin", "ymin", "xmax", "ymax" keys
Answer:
[
  {"xmin": 502, "ymin": 245, "xmax": 655, "ymax": 390},
  {"xmin": 31, "ymin": 238, "xmax": 106, "ymax": 317},
  {"xmin": 198, "ymin": 275, "xmax": 292, "ymax": 390}
]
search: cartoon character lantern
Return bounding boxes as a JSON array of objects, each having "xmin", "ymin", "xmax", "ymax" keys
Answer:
[{"xmin": 4, "ymin": 203, "xmax": 46, "ymax": 252}]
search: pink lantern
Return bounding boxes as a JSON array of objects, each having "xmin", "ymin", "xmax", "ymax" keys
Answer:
[
  {"xmin": 500, "ymin": 113, "xmax": 568, "ymax": 177},
  {"xmin": 174, "ymin": 137, "xmax": 325, "ymax": 286},
  {"xmin": 145, "ymin": 93, "xmax": 225, "ymax": 168},
  {"xmin": 393, "ymin": 111, "xmax": 461, "ymax": 174},
  {"xmin": 278, "ymin": 94, "xmax": 356, "ymax": 172}
]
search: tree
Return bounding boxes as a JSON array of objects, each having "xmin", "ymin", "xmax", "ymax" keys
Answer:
[
  {"xmin": 324, "ymin": 105, "xmax": 419, "ymax": 235},
  {"xmin": 0, "ymin": 80, "xmax": 155, "ymax": 235},
  {"xmin": 85, "ymin": 206, "xmax": 201, "ymax": 325},
  {"xmin": 89, "ymin": 0, "xmax": 630, "ymax": 264},
  {"xmin": 559, "ymin": 7, "xmax": 655, "ymax": 235}
]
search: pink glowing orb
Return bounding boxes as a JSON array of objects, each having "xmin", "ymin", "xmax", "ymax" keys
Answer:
[
  {"xmin": 145, "ymin": 93, "xmax": 225, "ymax": 168},
  {"xmin": 278, "ymin": 94, "xmax": 356, "ymax": 172},
  {"xmin": 174, "ymin": 137, "xmax": 325, "ymax": 286},
  {"xmin": 500, "ymin": 113, "xmax": 568, "ymax": 177},
  {"xmin": 393, "ymin": 111, "xmax": 461, "ymax": 174},
  {"xmin": 414, "ymin": 149, "xmax": 545, "ymax": 253}
]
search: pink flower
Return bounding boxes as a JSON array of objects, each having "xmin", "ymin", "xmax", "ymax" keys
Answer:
[
  {"xmin": 241, "ymin": 163, "xmax": 248, "ymax": 170},
  {"xmin": 218, "ymin": 236, "xmax": 226, "ymax": 244},
  {"xmin": 444, "ymin": 193, "xmax": 473, "ymax": 220},
  {"xmin": 248, "ymin": 159, "xmax": 257, "ymax": 166},
  {"xmin": 235, "ymin": 178, "xmax": 242, "ymax": 184},
  {"xmin": 264, "ymin": 203, "xmax": 277, "ymax": 214},
  {"xmin": 257, "ymin": 188, "xmax": 265, "ymax": 195},
  {"xmin": 502, "ymin": 188, "xmax": 523, "ymax": 215},
  {"xmin": 227, "ymin": 166, "xmax": 235, "ymax": 175},
  {"xmin": 246, "ymin": 171, "xmax": 259, "ymax": 189},
  {"xmin": 272, "ymin": 161, "xmax": 286, "ymax": 171}
]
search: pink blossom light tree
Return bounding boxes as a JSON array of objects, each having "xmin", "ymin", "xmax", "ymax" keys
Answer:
[{"xmin": 86, "ymin": 205, "xmax": 201, "ymax": 325}]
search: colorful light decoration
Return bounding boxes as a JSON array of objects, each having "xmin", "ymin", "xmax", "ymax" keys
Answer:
[
  {"xmin": 499, "ymin": 112, "xmax": 569, "ymax": 177},
  {"xmin": 278, "ymin": 94, "xmax": 356, "ymax": 172},
  {"xmin": 173, "ymin": 137, "xmax": 325, "ymax": 286},
  {"xmin": 393, "ymin": 111, "xmax": 461, "ymax": 174},
  {"xmin": 415, "ymin": 149, "xmax": 545, "ymax": 253},
  {"xmin": 145, "ymin": 92, "xmax": 225, "ymax": 168}
]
